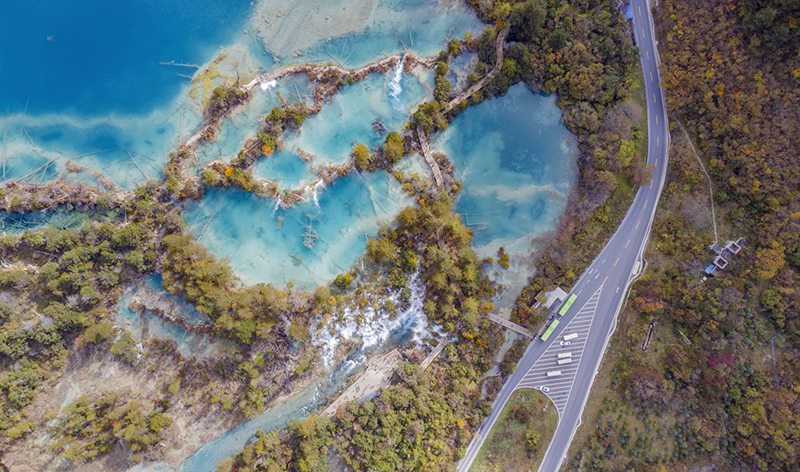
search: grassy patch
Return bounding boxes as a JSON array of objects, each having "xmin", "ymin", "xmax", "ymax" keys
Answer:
[{"xmin": 471, "ymin": 388, "xmax": 558, "ymax": 472}]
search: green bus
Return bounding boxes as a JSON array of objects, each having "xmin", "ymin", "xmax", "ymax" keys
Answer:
[
  {"xmin": 541, "ymin": 319, "xmax": 560, "ymax": 341},
  {"xmin": 558, "ymin": 293, "xmax": 578, "ymax": 317}
]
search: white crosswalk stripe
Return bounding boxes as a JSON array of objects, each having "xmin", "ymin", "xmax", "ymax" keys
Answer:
[{"xmin": 514, "ymin": 286, "xmax": 602, "ymax": 414}]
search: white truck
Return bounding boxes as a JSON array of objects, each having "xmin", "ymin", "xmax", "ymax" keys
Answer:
[
  {"xmin": 563, "ymin": 333, "xmax": 578, "ymax": 341},
  {"xmin": 557, "ymin": 358, "xmax": 573, "ymax": 365},
  {"xmin": 546, "ymin": 370, "xmax": 562, "ymax": 377},
  {"xmin": 557, "ymin": 352, "xmax": 572, "ymax": 359}
]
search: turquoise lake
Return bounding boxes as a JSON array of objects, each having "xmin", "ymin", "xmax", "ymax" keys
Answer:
[
  {"xmin": 174, "ymin": 85, "xmax": 576, "ymax": 472},
  {"xmin": 1, "ymin": 0, "xmax": 478, "ymax": 191},
  {"xmin": 439, "ymin": 84, "xmax": 576, "ymax": 256},
  {"xmin": 252, "ymin": 149, "xmax": 316, "ymax": 189},
  {"xmin": 437, "ymin": 83, "xmax": 577, "ymax": 312},
  {"xmin": 1, "ymin": 1, "xmax": 581, "ymax": 471},
  {"xmin": 284, "ymin": 67, "xmax": 432, "ymax": 166},
  {"xmin": 184, "ymin": 172, "xmax": 411, "ymax": 289},
  {"xmin": 115, "ymin": 276, "xmax": 226, "ymax": 359}
]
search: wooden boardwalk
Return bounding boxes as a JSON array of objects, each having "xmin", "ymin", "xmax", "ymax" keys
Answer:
[
  {"xmin": 443, "ymin": 27, "xmax": 509, "ymax": 114},
  {"xmin": 487, "ymin": 313, "xmax": 533, "ymax": 338},
  {"xmin": 416, "ymin": 126, "xmax": 444, "ymax": 188},
  {"xmin": 421, "ymin": 339, "xmax": 449, "ymax": 370}
]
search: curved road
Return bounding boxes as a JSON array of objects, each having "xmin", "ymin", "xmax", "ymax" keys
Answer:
[{"xmin": 457, "ymin": 1, "xmax": 669, "ymax": 471}]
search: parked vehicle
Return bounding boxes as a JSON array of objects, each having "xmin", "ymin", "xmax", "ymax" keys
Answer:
[{"xmin": 541, "ymin": 319, "xmax": 560, "ymax": 341}]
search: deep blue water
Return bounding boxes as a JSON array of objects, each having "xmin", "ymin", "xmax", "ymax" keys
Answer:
[{"xmin": 0, "ymin": 0, "xmax": 251, "ymax": 115}]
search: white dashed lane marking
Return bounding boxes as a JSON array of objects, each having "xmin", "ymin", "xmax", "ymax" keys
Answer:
[{"xmin": 516, "ymin": 286, "xmax": 603, "ymax": 414}]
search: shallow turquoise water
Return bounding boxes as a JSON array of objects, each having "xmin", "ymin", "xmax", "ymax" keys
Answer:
[
  {"xmin": 184, "ymin": 171, "xmax": 410, "ymax": 288},
  {"xmin": 115, "ymin": 276, "xmax": 219, "ymax": 359},
  {"xmin": 437, "ymin": 83, "xmax": 577, "ymax": 313},
  {"xmin": 0, "ymin": 154, "xmax": 58, "ymax": 184},
  {"xmin": 0, "ymin": 210, "xmax": 93, "ymax": 233},
  {"xmin": 288, "ymin": 0, "xmax": 482, "ymax": 67},
  {"xmin": 438, "ymin": 84, "xmax": 577, "ymax": 257},
  {"xmin": 252, "ymin": 149, "xmax": 316, "ymax": 188},
  {"xmin": 4, "ymin": 117, "xmax": 190, "ymax": 190},
  {"xmin": 447, "ymin": 51, "xmax": 478, "ymax": 91},
  {"xmin": 284, "ymin": 68, "xmax": 430, "ymax": 166},
  {"xmin": 193, "ymin": 74, "xmax": 316, "ymax": 170}
]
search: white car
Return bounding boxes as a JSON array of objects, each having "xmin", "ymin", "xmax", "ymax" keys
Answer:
[
  {"xmin": 538, "ymin": 386, "xmax": 550, "ymax": 393},
  {"xmin": 560, "ymin": 341, "xmax": 571, "ymax": 346}
]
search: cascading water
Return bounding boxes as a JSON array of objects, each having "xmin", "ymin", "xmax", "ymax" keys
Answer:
[
  {"xmin": 272, "ymin": 195, "xmax": 284, "ymax": 214},
  {"xmin": 387, "ymin": 55, "xmax": 405, "ymax": 109},
  {"xmin": 259, "ymin": 79, "xmax": 278, "ymax": 92},
  {"xmin": 309, "ymin": 179, "xmax": 325, "ymax": 208},
  {"xmin": 175, "ymin": 274, "xmax": 438, "ymax": 472},
  {"xmin": 313, "ymin": 273, "xmax": 436, "ymax": 369}
]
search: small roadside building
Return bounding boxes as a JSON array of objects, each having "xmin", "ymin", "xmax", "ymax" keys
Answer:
[
  {"xmin": 533, "ymin": 287, "xmax": 568, "ymax": 314},
  {"xmin": 704, "ymin": 238, "xmax": 746, "ymax": 277}
]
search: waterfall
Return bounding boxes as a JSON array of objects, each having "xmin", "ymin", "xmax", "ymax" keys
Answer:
[
  {"xmin": 260, "ymin": 79, "xmax": 277, "ymax": 92},
  {"xmin": 312, "ymin": 273, "xmax": 435, "ymax": 369},
  {"xmin": 311, "ymin": 179, "xmax": 325, "ymax": 208},
  {"xmin": 272, "ymin": 195, "xmax": 283, "ymax": 214},
  {"xmin": 388, "ymin": 56, "xmax": 405, "ymax": 107}
]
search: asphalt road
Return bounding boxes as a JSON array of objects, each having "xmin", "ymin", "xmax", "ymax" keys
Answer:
[{"xmin": 457, "ymin": 1, "xmax": 669, "ymax": 470}]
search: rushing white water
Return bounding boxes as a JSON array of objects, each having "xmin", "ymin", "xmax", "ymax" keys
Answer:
[
  {"xmin": 313, "ymin": 273, "xmax": 434, "ymax": 369},
  {"xmin": 259, "ymin": 79, "xmax": 278, "ymax": 92},
  {"xmin": 272, "ymin": 195, "xmax": 284, "ymax": 214},
  {"xmin": 172, "ymin": 275, "xmax": 436, "ymax": 472},
  {"xmin": 388, "ymin": 55, "xmax": 405, "ymax": 108},
  {"xmin": 307, "ymin": 179, "xmax": 325, "ymax": 208}
]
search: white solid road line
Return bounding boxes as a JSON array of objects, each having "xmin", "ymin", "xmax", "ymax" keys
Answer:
[{"xmin": 460, "ymin": 2, "xmax": 669, "ymax": 468}]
